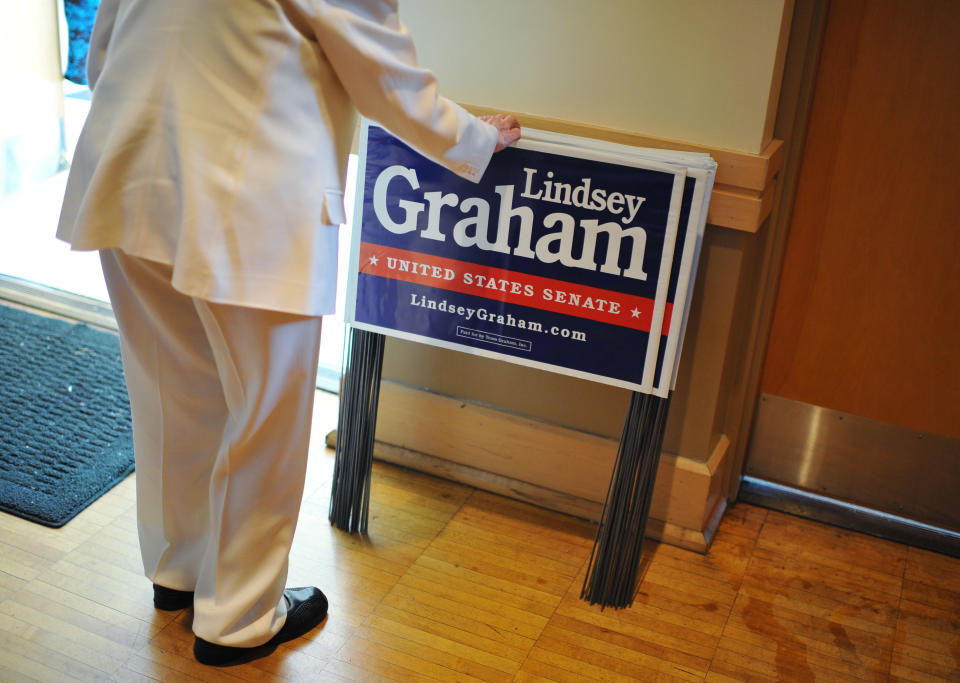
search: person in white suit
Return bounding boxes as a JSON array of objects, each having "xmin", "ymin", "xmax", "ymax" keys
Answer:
[{"xmin": 57, "ymin": 0, "xmax": 520, "ymax": 667}]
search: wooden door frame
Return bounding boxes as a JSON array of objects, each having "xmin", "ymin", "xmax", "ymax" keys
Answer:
[{"xmin": 722, "ymin": 0, "xmax": 831, "ymax": 501}]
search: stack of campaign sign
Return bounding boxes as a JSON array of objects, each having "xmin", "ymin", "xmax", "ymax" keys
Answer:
[
  {"xmin": 346, "ymin": 121, "xmax": 716, "ymax": 399},
  {"xmin": 335, "ymin": 120, "xmax": 716, "ymax": 608}
]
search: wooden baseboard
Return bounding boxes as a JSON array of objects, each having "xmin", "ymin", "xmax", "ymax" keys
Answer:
[{"xmin": 327, "ymin": 381, "xmax": 734, "ymax": 553}]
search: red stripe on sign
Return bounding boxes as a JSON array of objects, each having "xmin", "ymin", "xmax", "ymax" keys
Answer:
[{"xmin": 358, "ymin": 242, "xmax": 672, "ymax": 333}]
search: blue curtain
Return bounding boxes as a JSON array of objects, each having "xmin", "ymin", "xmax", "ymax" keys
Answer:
[{"xmin": 63, "ymin": 0, "xmax": 101, "ymax": 85}]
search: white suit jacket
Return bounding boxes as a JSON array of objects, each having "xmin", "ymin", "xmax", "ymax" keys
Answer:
[{"xmin": 57, "ymin": 0, "xmax": 498, "ymax": 316}]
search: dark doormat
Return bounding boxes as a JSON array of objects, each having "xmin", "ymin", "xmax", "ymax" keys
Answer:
[{"xmin": 0, "ymin": 304, "xmax": 134, "ymax": 527}]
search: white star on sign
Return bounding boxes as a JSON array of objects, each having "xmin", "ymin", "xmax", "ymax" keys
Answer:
[
  {"xmin": 631, "ymin": 307, "xmax": 640, "ymax": 318},
  {"xmin": 368, "ymin": 255, "xmax": 379, "ymax": 266}
]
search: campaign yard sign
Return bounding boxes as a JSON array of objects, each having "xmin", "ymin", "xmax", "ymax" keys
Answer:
[{"xmin": 345, "ymin": 122, "xmax": 715, "ymax": 397}]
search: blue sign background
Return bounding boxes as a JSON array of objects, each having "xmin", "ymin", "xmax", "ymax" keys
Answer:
[
  {"xmin": 361, "ymin": 127, "xmax": 676, "ymax": 299},
  {"xmin": 348, "ymin": 125, "xmax": 694, "ymax": 392}
]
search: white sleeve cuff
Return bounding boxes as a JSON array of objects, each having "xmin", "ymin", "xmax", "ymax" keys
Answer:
[{"xmin": 443, "ymin": 111, "xmax": 499, "ymax": 184}]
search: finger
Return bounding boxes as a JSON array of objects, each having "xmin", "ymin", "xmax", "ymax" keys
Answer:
[{"xmin": 494, "ymin": 127, "xmax": 521, "ymax": 152}]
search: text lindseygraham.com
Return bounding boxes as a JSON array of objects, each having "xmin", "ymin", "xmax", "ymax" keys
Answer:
[{"xmin": 408, "ymin": 293, "xmax": 587, "ymax": 342}]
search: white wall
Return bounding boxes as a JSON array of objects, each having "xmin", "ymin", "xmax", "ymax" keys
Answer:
[
  {"xmin": 400, "ymin": 0, "xmax": 791, "ymax": 154},
  {"xmin": 0, "ymin": 0, "xmax": 65, "ymax": 193}
]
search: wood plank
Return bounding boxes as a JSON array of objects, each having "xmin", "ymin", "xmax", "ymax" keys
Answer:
[
  {"xmin": 718, "ymin": 503, "xmax": 768, "ymax": 541},
  {"xmin": 0, "ymin": 523, "xmax": 69, "ymax": 562},
  {"xmin": 432, "ymin": 526, "xmax": 582, "ymax": 577},
  {"xmin": 372, "ymin": 603, "xmax": 531, "ymax": 665},
  {"xmin": 16, "ymin": 580, "xmax": 160, "ymax": 647},
  {"xmin": 711, "ymin": 637, "xmax": 866, "ymax": 683},
  {"xmin": 293, "ymin": 529, "xmax": 421, "ymax": 579},
  {"xmin": 73, "ymin": 535, "xmax": 148, "ymax": 574},
  {"xmin": 320, "ymin": 657, "xmax": 400, "ymax": 682},
  {"xmin": 364, "ymin": 614, "xmax": 520, "ymax": 677},
  {"xmin": 721, "ymin": 602, "xmax": 893, "ymax": 677},
  {"xmin": 287, "ymin": 545, "xmax": 402, "ymax": 594},
  {"xmin": 443, "ymin": 516, "xmax": 590, "ymax": 570},
  {"xmin": 0, "ymin": 603, "xmax": 128, "ymax": 675},
  {"xmin": 0, "ymin": 571, "xmax": 25, "ymax": 602},
  {"xmin": 555, "ymin": 591, "xmax": 721, "ymax": 660},
  {"xmin": 394, "ymin": 572, "xmax": 548, "ymax": 633},
  {"xmin": 650, "ymin": 528, "xmax": 755, "ymax": 583},
  {"xmin": 377, "ymin": 587, "xmax": 536, "ymax": 652},
  {"xmin": 566, "ymin": 586, "xmax": 728, "ymax": 641},
  {"xmin": 332, "ymin": 639, "xmax": 440, "ymax": 681},
  {"xmin": 512, "ymin": 671, "xmax": 554, "ymax": 683},
  {"xmin": 371, "ymin": 462, "xmax": 475, "ymax": 505},
  {"xmin": 0, "ymin": 505, "xmax": 108, "ymax": 546},
  {"xmin": 525, "ymin": 641, "xmax": 680, "ymax": 683},
  {"xmin": 368, "ymin": 480, "xmax": 469, "ymax": 523},
  {"xmin": 460, "ymin": 491, "xmax": 597, "ymax": 542},
  {"xmin": 750, "ymin": 545, "xmax": 903, "ymax": 601},
  {"xmin": 892, "ymin": 557, "xmax": 960, "ymax": 682},
  {"xmin": 49, "ymin": 553, "xmax": 149, "ymax": 594},
  {"xmin": 640, "ymin": 560, "xmax": 741, "ymax": 606},
  {"xmin": 708, "ymin": 647, "xmax": 796, "ymax": 682},
  {"xmin": 0, "ymin": 651, "xmax": 86, "ymax": 683},
  {"xmin": 109, "ymin": 665, "xmax": 161, "ymax": 683},
  {"xmin": 0, "ymin": 541, "xmax": 51, "ymax": 582},
  {"xmin": 540, "ymin": 614, "xmax": 710, "ymax": 680},
  {"xmin": 894, "ymin": 600, "xmax": 960, "ymax": 655},
  {"xmin": 125, "ymin": 648, "xmax": 249, "ymax": 682},
  {"xmin": 243, "ymin": 644, "xmax": 332, "ymax": 682},
  {"xmin": 903, "ymin": 546, "xmax": 960, "ymax": 592},
  {"xmin": 889, "ymin": 653, "xmax": 960, "ymax": 683},
  {"xmin": 756, "ymin": 509, "xmax": 909, "ymax": 580},
  {"xmin": 423, "ymin": 540, "xmax": 575, "ymax": 598},
  {"xmin": 900, "ymin": 579, "xmax": 960, "ymax": 616},
  {"xmin": 891, "ymin": 631, "xmax": 960, "ymax": 682},
  {"xmin": 705, "ymin": 671, "xmax": 757, "ymax": 683},
  {"xmin": 402, "ymin": 561, "xmax": 558, "ymax": 618},
  {"xmin": 381, "ymin": 582, "xmax": 545, "ymax": 643},
  {"xmin": 32, "ymin": 564, "xmax": 166, "ymax": 623},
  {"xmin": 532, "ymin": 630, "xmax": 697, "ymax": 682},
  {"xmin": 517, "ymin": 654, "xmax": 607, "ymax": 683},
  {"xmin": 0, "ymin": 612, "xmax": 117, "ymax": 682},
  {"xmin": 337, "ymin": 629, "xmax": 490, "ymax": 683},
  {"xmin": 736, "ymin": 583, "xmax": 894, "ymax": 638},
  {"xmin": 739, "ymin": 555, "xmax": 901, "ymax": 626}
]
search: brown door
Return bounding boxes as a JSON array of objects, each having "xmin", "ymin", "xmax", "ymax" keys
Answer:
[{"xmin": 747, "ymin": 0, "xmax": 960, "ymax": 531}]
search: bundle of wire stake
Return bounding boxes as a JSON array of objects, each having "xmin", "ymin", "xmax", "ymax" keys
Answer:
[
  {"xmin": 328, "ymin": 327, "xmax": 385, "ymax": 534},
  {"xmin": 581, "ymin": 391, "xmax": 671, "ymax": 608}
]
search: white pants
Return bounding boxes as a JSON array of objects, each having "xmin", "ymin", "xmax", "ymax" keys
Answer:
[{"xmin": 100, "ymin": 249, "xmax": 323, "ymax": 647}]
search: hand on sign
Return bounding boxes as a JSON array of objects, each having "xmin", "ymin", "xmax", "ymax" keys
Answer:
[{"xmin": 480, "ymin": 114, "xmax": 521, "ymax": 152}]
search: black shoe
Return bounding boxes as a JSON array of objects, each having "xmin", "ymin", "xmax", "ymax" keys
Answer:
[
  {"xmin": 153, "ymin": 584, "xmax": 194, "ymax": 611},
  {"xmin": 193, "ymin": 587, "xmax": 328, "ymax": 666}
]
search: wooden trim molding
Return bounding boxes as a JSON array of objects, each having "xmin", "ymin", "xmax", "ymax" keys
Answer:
[
  {"xmin": 329, "ymin": 381, "xmax": 735, "ymax": 553},
  {"xmin": 709, "ymin": 179, "xmax": 778, "ymax": 234},
  {"xmin": 464, "ymin": 104, "xmax": 783, "ymax": 233}
]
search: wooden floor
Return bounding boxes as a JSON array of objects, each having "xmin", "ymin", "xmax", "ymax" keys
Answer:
[{"xmin": 0, "ymin": 391, "xmax": 957, "ymax": 682}]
